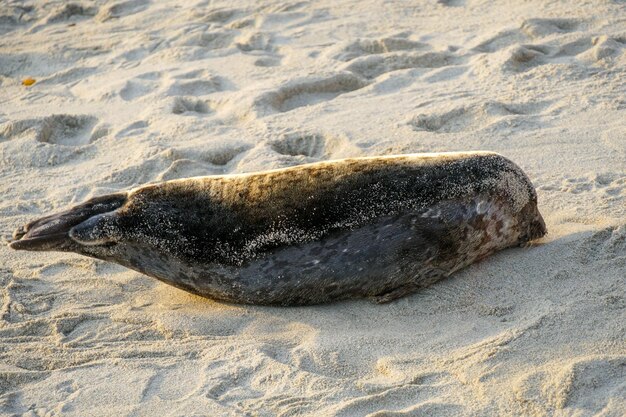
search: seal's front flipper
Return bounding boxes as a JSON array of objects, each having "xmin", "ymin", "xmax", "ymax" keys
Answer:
[
  {"xmin": 69, "ymin": 212, "xmax": 123, "ymax": 246},
  {"xmin": 8, "ymin": 193, "xmax": 127, "ymax": 252}
]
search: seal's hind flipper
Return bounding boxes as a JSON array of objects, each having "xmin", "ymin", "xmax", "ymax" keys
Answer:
[
  {"xmin": 371, "ymin": 284, "xmax": 418, "ymax": 304},
  {"xmin": 9, "ymin": 193, "xmax": 127, "ymax": 252}
]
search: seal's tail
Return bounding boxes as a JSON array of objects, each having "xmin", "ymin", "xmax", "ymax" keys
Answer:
[{"xmin": 8, "ymin": 193, "xmax": 127, "ymax": 252}]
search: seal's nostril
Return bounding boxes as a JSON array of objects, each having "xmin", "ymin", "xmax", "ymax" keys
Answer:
[{"xmin": 13, "ymin": 226, "xmax": 27, "ymax": 241}]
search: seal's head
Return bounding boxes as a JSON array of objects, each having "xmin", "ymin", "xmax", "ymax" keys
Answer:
[{"xmin": 9, "ymin": 194, "xmax": 127, "ymax": 252}]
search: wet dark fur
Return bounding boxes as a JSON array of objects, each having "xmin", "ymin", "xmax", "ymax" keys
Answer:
[{"xmin": 8, "ymin": 153, "xmax": 547, "ymax": 305}]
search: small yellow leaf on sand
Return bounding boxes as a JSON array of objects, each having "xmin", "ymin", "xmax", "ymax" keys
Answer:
[{"xmin": 22, "ymin": 78, "xmax": 36, "ymax": 86}]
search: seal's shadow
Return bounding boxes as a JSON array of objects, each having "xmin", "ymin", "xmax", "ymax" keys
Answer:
[{"xmin": 148, "ymin": 227, "xmax": 617, "ymax": 379}]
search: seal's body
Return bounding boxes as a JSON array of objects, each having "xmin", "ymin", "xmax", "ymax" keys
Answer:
[{"xmin": 9, "ymin": 152, "xmax": 546, "ymax": 305}]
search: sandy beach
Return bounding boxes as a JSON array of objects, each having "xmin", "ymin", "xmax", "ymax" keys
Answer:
[{"xmin": 1, "ymin": 0, "xmax": 625, "ymax": 415}]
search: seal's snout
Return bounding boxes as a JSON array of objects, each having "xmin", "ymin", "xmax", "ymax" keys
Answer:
[
  {"xmin": 12, "ymin": 224, "xmax": 28, "ymax": 241},
  {"xmin": 8, "ymin": 193, "xmax": 127, "ymax": 252},
  {"xmin": 9, "ymin": 212, "xmax": 76, "ymax": 251}
]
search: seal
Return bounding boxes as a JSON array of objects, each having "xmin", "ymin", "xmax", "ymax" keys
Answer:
[{"xmin": 8, "ymin": 152, "xmax": 546, "ymax": 306}]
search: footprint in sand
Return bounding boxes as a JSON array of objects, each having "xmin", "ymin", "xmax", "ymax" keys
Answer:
[
  {"xmin": 326, "ymin": 36, "xmax": 428, "ymax": 62},
  {"xmin": 2, "ymin": 276, "xmax": 56, "ymax": 324},
  {"xmin": 520, "ymin": 18, "xmax": 582, "ymax": 38},
  {"xmin": 322, "ymin": 35, "xmax": 460, "ymax": 80},
  {"xmin": 173, "ymin": 27, "xmax": 237, "ymax": 50},
  {"xmin": 94, "ymin": 0, "xmax": 148, "ymax": 23},
  {"xmin": 170, "ymin": 97, "xmax": 212, "ymax": 115},
  {"xmin": 407, "ymin": 101, "xmax": 550, "ymax": 133},
  {"xmin": 166, "ymin": 78, "xmax": 223, "ymax": 96},
  {"xmin": 106, "ymin": 142, "xmax": 251, "ymax": 185},
  {"xmin": 0, "ymin": 114, "xmax": 102, "ymax": 146},
  {"xmin": 235, "ymin": 31, "xmax": 274, "ymax": 52},
  {"xmin": 254, "ymin": 56, "xmax": 282, "ymax": 67},
  {"xmin": 471, "ymin": 17, "xmax": 623, "ymax": 73},
  {"xmin": 437, "ymin": 0, "xmax": 466, "ymax": 6},
  {"xmin": 503, "ymin": 44, "xmax": 552, "ymax": 72},
  {"xmin": 254, "ymin": 73, "xmax": 368, "ymax": 115},
  {"xmin": 576, "ymin": 225, "xmax": 626, "ymax": 264},
  {"xmin": 344, "ymin": 51, "xmax": 458, "ymax": 79},
  {"xmin": 267, "ymin": 131, "xmax": 358, "ymax": 160},
  {"xmin": 472, "ymin": 17, "xmax": 583, "ymax": 53},
  {"xmin": 36, "ymin": 115, "xmax": 99, "ymax": 146},
  {"xmin": 163, "ymin": 69, "xmax": 227, "ymax": 97},
  {"xmin": 156, "ymin": 143, "xmax": 251, "ymax": 181},
  {"xmin": 515, "ymin": 357, "xmax": 626, "ymax": 413},
  {"xmin": 115, "ymin": 120, "xmax": 149, "ymax": 138},
  {"xmin": 194, "ymin": 7, "xmax": 240, "ymax": 25},
  {"xmin": 0, "ymin": 4, "xmax": 36, "ymax": 34},
  {"xmin": 119, "ymin": 79, "xmax": 156, "ymax": 101},
  {"xmin": 43, "ymin": 3, "xmax": 97, "ymax": 24}
]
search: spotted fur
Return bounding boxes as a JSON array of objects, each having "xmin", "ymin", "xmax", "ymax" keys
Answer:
[{"xmin": 9, "ymin": 152, "xmax": 546, "ymax": 306}]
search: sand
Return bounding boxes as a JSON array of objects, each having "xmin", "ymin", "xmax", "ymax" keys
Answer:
[{"xmin": 1, "ymin": 0, "xmax": 625, "ymax": 415}]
